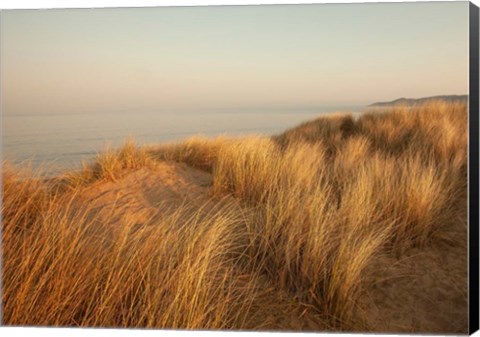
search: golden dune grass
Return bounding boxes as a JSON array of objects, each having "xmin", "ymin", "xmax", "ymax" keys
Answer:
[
  {"xmin": 1, "ymin": 101, "xmax": 468, "ymax": 331},
  {"xmin": 63, "ymin": 138, "xmax": 155, "ymax": 187}
]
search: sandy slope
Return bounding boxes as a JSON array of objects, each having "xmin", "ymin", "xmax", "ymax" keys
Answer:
[
  {"xmin": 69, "ymin": 162, "xmax": 467, "ymax": 333},
  {"xmin": 75, "ymin": 162, "xmax": 213, "ymax": 232},
  {"xmin": 359, "ymin": 225, "xmax": 468, "ymax": 333}
]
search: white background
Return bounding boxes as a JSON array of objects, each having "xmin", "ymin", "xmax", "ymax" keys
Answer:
[{"xmin": 0, "ymin": 0, "xmax": 478, "ymax": 337}]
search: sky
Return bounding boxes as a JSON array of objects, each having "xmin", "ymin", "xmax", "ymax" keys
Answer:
[{"xmin": 0, "ymin": 2, "xmax": 470, "ymax": 115}]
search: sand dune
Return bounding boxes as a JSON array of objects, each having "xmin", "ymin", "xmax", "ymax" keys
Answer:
[{"xmin": 2, "ymin": 101, "xmax": 468, "ymax": 332}]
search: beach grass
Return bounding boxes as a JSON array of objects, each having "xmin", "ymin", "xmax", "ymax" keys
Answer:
[{"xmin": 1, "ymin": 100, "xmax": 468, "ymax": 331}]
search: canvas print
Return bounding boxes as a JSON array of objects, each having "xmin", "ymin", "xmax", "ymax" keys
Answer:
[{"xmin": 0, "ymin": 1, "xmax": 475, "ymax": 334}]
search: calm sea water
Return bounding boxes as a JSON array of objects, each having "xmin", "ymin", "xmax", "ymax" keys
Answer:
[{"xmin": 2, "ymin": 107, "xmax": 363, "ymax": 173}]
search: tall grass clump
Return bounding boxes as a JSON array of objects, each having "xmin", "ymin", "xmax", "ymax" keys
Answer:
[
  {"xmin": 212, "ymin": 138, "xmax": 391, "ymax": 327},
  {"xmin": 358, "ymin": 101, "xmax": 467, "ymax": 166},
  {"xmin": 148, "ymin": 136, "xmax": 231, "ymax": 172},
  {"xmin": 1, "ymin": 163, "xmax": 52, "ymax": 232},
  {"xmin": 273, "ymin": 113, "xmax": 356, "ymax": 155},
  {"xmin": 64, "ymin": 138, "xmax": 154, "ymax": 186}
]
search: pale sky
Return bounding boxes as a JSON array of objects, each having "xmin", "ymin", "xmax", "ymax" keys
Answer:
[{"xmin": 0, "ymin": 2, "xmax": 470, "ymax": 115}]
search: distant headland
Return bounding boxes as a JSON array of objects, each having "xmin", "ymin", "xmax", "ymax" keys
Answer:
[{"xmin": 369, "ymin": 94, "xmax": 468, "ymax": 107}]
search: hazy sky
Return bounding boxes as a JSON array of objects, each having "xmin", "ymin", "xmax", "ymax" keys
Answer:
[{"xmin": 1, "ymin": 2, "xmax": 469, "ymax": 115}]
